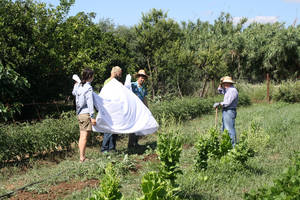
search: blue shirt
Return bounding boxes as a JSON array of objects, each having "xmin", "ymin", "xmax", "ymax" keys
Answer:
[
  {"xmin": 218, "ymin": 86, "xmax": 238, "ymax": 109},
  {"xmin": 131, "ymin": 81, "xmax": 147, "ymax": 101},
  {"xmin": 72, "ymin": 82, "xmax": 95, "ymax": 118}
]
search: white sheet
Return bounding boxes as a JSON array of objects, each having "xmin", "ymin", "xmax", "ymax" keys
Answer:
[{"xmin": 92, "ymin": 78, "xmax": 158, "ymax": 135}]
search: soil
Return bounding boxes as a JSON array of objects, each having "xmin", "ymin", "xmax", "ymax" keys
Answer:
[
  {"xmin": 9, "ymin": 179, "xmax": 99, "ymax": 200},
  {"xmin": 142, "ymin": 153, "xmax": 158, "ymax": 162}
]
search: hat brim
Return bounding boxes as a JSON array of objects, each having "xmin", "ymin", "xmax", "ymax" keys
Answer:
[
  {"xmin": 222, "ymin": 81, "xmax": 235, "ymax": 84},
  {"xmin": 135, "ymin": 73, "xmax": 148, "ymax": 78}
]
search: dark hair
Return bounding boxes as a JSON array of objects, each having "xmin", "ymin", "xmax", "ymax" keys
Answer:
[{"xmin": 81, "ymin": 68, "xmax": 94, "ymax": 85}]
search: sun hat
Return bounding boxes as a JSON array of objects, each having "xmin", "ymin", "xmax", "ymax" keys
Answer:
[
  {"xmin": 135, "ymin": 69, "xmax": 148, "ymax": 78},
  {"xmin": 221, "ymin": 76, "xmax": 235, "ymax": 84}
]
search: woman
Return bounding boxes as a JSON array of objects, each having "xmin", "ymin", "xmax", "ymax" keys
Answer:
[{"xmin": 72, "ymin": 68, "xmax": 96, "ymax": 162}]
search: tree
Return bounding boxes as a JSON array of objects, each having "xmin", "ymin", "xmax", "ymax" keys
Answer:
[{"xmin": 135, "ymin": 9, "xmax": 182, "ymax": 98}]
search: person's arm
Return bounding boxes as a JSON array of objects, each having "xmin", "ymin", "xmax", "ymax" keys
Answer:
[
  {"xmin": 72, "ymin": 83, "xmax": 79, "ymax": 96},
  {"xmin": 86, "ymin": 86, "xmax": 96, "ymax": 125},
  {"xmin": 217, "ymin": 85, "xmax": 225, "ymax": 94}
]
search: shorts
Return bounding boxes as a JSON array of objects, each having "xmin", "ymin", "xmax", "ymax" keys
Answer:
[{"xmin": 77, "ymin": 113, "xmax": 92, "ymax": 131}]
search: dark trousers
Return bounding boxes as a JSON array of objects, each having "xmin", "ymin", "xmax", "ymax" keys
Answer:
[
  {"xmin": 101, "ymin": 133, "xmax": 117, "ymax": 152},
  {"xmin": 128, "ymin": 133, "xmax": 139, "ymax": 148}
]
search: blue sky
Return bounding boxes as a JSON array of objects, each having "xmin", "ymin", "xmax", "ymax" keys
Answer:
[{"xmin": 41, "ymin": 0, "xmax": 300, "ymax": 27}]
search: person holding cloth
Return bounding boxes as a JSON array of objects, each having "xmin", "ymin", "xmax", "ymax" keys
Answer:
[
  {"xmin": 101, "ymin": 66, "xmax": 122, "ymax": 153},
  {"xmin": 213, "ymin": 76, "xmax": 238, "ymax": 147},
  {"xmin": 72, "ymin": 68, "xmax": 96, "ymax": 162},
  {"xmin": 128, "ymin": 69, "xmax": 148, "ymax": 148}
]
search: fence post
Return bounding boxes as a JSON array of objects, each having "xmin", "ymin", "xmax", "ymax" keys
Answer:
[{"xmin": 266, "ymin": 73, "xmax": 270, "ymax": 104}]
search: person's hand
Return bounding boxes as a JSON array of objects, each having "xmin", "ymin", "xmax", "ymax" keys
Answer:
[
  {"xmin": 213, "ymin": 102, "xmax": 220, "ymax": 108},
  {"xmin": 91, "ymin": 118, "xmax": 96, "ymax": 126}
]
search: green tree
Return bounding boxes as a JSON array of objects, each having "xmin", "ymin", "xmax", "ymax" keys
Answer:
[{"xmin": 135, "ymin": 9, "xmax": 182, "ymax": 98}]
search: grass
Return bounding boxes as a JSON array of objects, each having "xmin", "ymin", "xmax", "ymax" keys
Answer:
[{"xmin": 0, "ymin": 102, "xmax": 300, "ymax": 199}]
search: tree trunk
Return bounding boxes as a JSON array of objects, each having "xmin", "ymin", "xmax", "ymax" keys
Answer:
[
  {"xmin": 266, "ymin": 73, "xmax": 270, "ymax": 104},
  {"xmin": 212, "ymin": 79, "xmax": 215, "ymax": 95},
  {"xmin": 176, "ymin": 73, "xmax": 183, "ymax": 98},
  {"xmin": 200, "ymin": 76, "xmax": 208, "ymax": 97},
  {"xmin": 146, "ymin": 58, "xmax": 155, "ymax": 99}
]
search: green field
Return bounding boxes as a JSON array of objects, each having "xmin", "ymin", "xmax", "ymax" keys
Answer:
[{"xmin": 1, "ymin": 102, "xmax": 300, "ymax": 200}]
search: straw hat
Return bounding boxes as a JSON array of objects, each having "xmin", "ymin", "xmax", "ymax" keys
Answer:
[
  {"xmin": 135, "ymin": 69, "xmax": 148, "ymax": 78},
  {"xmin": 221, "ymin": 76, "xmax": 235, "ymax": 84}
]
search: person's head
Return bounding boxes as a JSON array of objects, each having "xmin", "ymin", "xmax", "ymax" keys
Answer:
[
  {"xmin": 81, "ymin": 68, "xmax": 94, "ymax": 85},
  {"xmin": 111, "ymin": 66, "xmax": 122, "ymax": 80},
  {"xmin": 220, "ymin": 76, "xmax": 235, "ymax": 88},
  {"xmin": 135, "ymin": 69, "xmax": 148, "ymax": 86}
]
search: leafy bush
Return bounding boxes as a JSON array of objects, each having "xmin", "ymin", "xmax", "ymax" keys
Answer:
[
  {"xmin": 221, "ymin": 137, "xmax": 255, "ymax": 166},
  {"xmin": 195, "ymin": 126, "xmax": 259, "ymax": 171},
  {"xmin": 89, "ymin": 163, "xmax": 123, "ymax": 200},
  {"xmin": 0, "ymin": 111, "xmax": 78, "ymax": 162},
  {"xmin": 242, "ymin": 120, "xmax": 270, "ymax": 153},
  {"xmin": 244, "ymin": 153, "xmax": 300, "ymax": 200},
  {"xmin": 237, "ymin": 82, "xmax": 274, "ymax": 103},
  {"xmin": 238, "ymin": 92, "xmax": 251, "ymax": 107},
  {"xmin": 156, "ymin": 127, "xmax": 183, "ymax": 185},
  {"xmin": 0, "ymin": 64, "xmax": 30, "ymax": 121},
  {"xmin": 138, "ymin": 171, "xmax": 179, "ymax": 200},
  {"xmin": 273, "ymin": 80, "xmax": 300, "ymax": 103},
  {"xmin": 194, "ymin": 128, "xmax": 232, "ymax": 170},
  {"xmin": 150, "ymin": 97, "xmax": 213, "ymax": 123}
]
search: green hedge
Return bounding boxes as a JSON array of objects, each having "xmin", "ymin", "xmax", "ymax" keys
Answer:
[
  {"xmin": 0, "ymin": 94, "xmax": 251, "ymax": 163},
  {"xmin": 0, "ymin": 112, "xmax": 78, "ymax": 162},
  {"xmin": 273, "ymin": 80, "xmax": 300, "ymax": 103},
  {"xmin": 150, "ymin": 94, "xmax": 251, "ymax": 123},
  {"xmin": 150, "ymin": 97, "xmax": 213, "ymax": 123}
]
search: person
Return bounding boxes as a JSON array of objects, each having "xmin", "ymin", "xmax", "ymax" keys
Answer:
[
  {"xmin": 72, "ymin": 68, "xmax": 96, "ymax": 162},
  {"xmin": 213, "ymin": 76, "xmax": 238, "ymax": 147},
  {"xmin": 101, "ymin": 66, "xmax": 122, "ymax": 153},
  {"xmin": 128, "ymin": 69, "xmax": 148, "ymax": 148}
]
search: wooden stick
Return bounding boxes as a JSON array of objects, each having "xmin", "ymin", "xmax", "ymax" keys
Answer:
[{"xmin": 215, "ymin": 107, "xmax": 218, "ymax": 128}]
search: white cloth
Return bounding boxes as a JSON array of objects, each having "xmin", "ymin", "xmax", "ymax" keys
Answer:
[
  {"xmin": 72, "ymin": 74, "xmax": 81, "ymax": 83},
  {"xmin": 124, "ymin": 74, "xmax": 132, "ymax": 91},
  {"xmin": 92, "ymin": 78, "xmax": 158, "ymax": 135}
]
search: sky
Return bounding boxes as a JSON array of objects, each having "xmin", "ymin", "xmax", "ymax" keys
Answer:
[{"xmin": 40, "ymin": 0, "xmax": 300, "ymax": 27}]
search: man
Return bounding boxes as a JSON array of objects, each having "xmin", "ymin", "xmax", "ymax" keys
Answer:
[
  {"xmin": 213, "ymin": 76, "xmax": 238, "ymax": 147},
  {"xmin": 101, "ymin": 66, "xmax": 122, "ymax": 153},
  {"xmin": 128, "ymin": 69, "xmax": 148, "ymax": 148}
]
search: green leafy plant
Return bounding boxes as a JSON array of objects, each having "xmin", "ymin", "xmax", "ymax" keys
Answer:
[
  {"xmin": 244, "ymin": 153, "xmax": 300, "ymax": 200},
  {"xmin": 0, "ymin": 111, "xmax": 78, "ymax": 162},
  {"xmin": 195, "ymin": 128, "xmax": 232, "ymax": 170},
  {"xmin": 89, "ymin": 163, "xmax": 123, "ymax": 200},
  {"xmin": 138, "ymin": 171, "xmax": 179, "ymax": 200},
  {"xmin": 273, "ymin": 80, "xmax": 300, "ymax": 103},
  {"xmin": 156, "ymin": 127, "xmax": 183, "ymax": 186}
]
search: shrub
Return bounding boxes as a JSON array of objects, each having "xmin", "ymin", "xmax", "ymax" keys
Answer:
[
  {"xmin": 244, "ymin": 153, "xmax": 300, "ymax": 200},
  {"xmin": 156, "ymin": 127, "xmax": 183, "ymax": 185},
  {"xmin": 273, "ymin": 80, "xmax": 300, "ymax": 103},
  {"xmin": 138, "ymin": 171, "xmax": 179, "ymax": 200},
  {"xmin": 89, "ymin": 163, "xmax": 123, "ymax": 200},
  {"xmin": 238, "ymin": 92, "xmax": 251, "ymax": 107},
  {"xmin": 150, "ymin": 97, "xmax": 213, "ymax": 123},
  {"xmin": 237, "ymin": 82, "xmax": 274, "ymax": 103},
  {"xmin": 0, "ymin": 111, "xmax": 78, "ymax": 162},
  {"xmin": 242, "ymin": 120, "xmax": 270, "ymax": 153},
  {"xmin": 194, "ymin": 128, "xmax": 232, "ymax": 170}
]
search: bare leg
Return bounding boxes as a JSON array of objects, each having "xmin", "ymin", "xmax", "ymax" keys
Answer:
[{"xmin": 79, "ymin": 130, "xmax": 89, "ymax": 162}]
